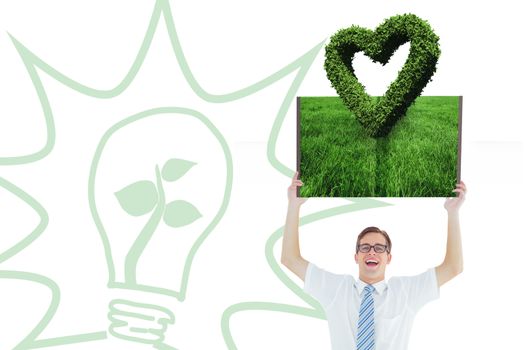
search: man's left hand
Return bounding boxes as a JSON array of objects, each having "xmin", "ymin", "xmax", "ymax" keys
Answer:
[{"xmin": 444, "ymin": 181, "xmax": 467, "ymax": 213}]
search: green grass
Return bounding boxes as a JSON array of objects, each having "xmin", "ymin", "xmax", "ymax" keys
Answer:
[{"xmin": 299, "ymin": 96, "xmax": 459, "ymax": 197}]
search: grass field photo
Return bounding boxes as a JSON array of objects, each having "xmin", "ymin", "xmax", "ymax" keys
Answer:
[{"xmin": 298, "ymin": 96, "xmax": 461, "ymax": 197}]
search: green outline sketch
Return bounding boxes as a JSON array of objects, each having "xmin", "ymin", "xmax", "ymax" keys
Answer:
[
  {"xmin": 1, "ymin": 0, "xmax": 324, "ymax": 347},
  {"xmin": 0, "ymin": 179, "xmax": 64, "ymax": 349},
  {"xmin": 0, "ymin": 0, "xmax": 386, "ymax": 348},
  {"xmin": 5, "ymin": 0, "xmax": 324, "ymax": 104},
  {"xmin": 0, "ymin": 36, "xmax": 55, "ymax": 165},
  {"xmin": 0, "ymin": 271, "xmax": 59, "ymax": 350},
  {"xmin": 108, "ymin": 299, "xmax": 176, "ymax": 348},
  {"xmin": 0, "ymin": 178, "xmax": 47, "ymax": 264}
]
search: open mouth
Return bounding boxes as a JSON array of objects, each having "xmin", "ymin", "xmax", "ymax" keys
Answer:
[{"xmin": 365, "ymin": 259, "xmax": 379, "ymax": 267}]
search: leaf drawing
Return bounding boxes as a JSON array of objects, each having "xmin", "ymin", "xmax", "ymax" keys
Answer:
[
  {"xmin": 115, "ymin": 180, "xmax": 158, "ymax": 217},
  {"xmin": 163, "ymin": 200, "xmax": 202, "ymax": 228},
  {"xmin": 161, "ymin": 158, "xmax": 196, "ymax": 182}
]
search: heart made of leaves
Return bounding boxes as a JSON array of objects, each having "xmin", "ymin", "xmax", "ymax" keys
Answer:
[{"xmin": 324, "ymin": 14, "xmax": 440, "ymax": 137}]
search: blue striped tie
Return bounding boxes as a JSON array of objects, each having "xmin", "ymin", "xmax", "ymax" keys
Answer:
[{"xmin": 357, "ymin": 284, "xmax": 375, "ymax": 350}]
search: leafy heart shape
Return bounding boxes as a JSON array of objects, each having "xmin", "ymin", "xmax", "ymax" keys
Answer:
[{"xmin": 324, "ymin": 14, "xmax": 440, "ymax": 137}]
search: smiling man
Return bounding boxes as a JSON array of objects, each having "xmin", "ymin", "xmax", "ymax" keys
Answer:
[
  {"xmin": 280, "ymin": 172, "xmax": 466, "ymax": 350},
  {"xmin": 354, "ymin": 227, "xmax": 392, "ymax": 284}
]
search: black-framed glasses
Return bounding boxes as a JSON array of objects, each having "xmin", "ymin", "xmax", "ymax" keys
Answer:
[{"xmin": 358, "ymin": 243, "xmax": 389, "ymax": 254}]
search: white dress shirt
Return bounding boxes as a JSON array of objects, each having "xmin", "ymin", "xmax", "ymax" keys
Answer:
[{"xmin": 304, "ymin": 263, "xmax": 439, "ymax": 350}]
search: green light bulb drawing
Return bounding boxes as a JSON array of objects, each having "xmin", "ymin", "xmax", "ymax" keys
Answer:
[{"xmin": 89, "ymin": 107, "xmax": 232, "ymax": 347}]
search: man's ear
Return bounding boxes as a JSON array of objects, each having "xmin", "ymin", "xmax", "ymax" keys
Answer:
[
  {"xmin": 354, "ymin": 253, "xmax": 358, "ymax": 264},
  {"xmin": 387, "ymin": 253, "xmax": 392, "ymax": 264}
]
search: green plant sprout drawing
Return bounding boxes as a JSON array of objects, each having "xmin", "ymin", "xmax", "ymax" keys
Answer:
[{"xmin": 114, "ymin": 158, "xmax": 202, "ymax": 285}]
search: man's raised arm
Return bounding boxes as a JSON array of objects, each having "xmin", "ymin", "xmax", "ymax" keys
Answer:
[
  {"xmin": 436, "ymin": 181, "xmax": 467, "ymax": 287},
  {"xmin": 280, "ymin": 172, "xmax": 309, "ymax": 281}
]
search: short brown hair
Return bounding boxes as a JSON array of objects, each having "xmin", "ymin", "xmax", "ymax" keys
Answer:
[{"xmin": 355, "ymin": 226, "xmax": 392, "ymax": 253}]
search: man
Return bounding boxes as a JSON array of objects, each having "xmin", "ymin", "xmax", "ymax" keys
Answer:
[{"xmin": 281, "ymin": 172, "xmax": 466, "ymax": 350}]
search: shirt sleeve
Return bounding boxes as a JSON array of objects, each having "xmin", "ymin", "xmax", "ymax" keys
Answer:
[
  {"xmin": 402, "ymin": 268, "xmax": 440, "ymax": 312},
  {"xmin": 303, "ymin": 263, "xmax": 347, "ymax": 309}
]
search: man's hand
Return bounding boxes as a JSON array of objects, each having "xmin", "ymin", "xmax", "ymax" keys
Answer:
[
  {"xmin": 436, "ymin": 181, "xmax": 466, "ymax": 287},
  {"xmin": 287, "ymin": 172, "xmax": 307, "ymax": 207},
  {"xmin": 444, "ymin": 181, "xmax": 466, "ymax": 214},
  {"xmin": 281, "ymin": 172, "xmax": 309, "ymax": 281}
]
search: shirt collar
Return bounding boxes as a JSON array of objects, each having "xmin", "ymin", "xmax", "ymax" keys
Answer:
[{"xmin": 355, "ymin": 277, "xmax": 388, "ymax": 296}]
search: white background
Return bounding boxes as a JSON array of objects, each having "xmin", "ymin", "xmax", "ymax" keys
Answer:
[{"xmin": 0, "ymin": 0, "xmax": 524, "ymax": 349}]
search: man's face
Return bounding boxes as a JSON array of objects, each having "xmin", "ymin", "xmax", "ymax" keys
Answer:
[{"xmin": 354, "ymin": 232, "xmax": 392, "ymax": 283}]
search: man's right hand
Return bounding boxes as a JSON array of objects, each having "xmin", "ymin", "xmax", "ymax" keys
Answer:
[
  {"xmin": 281, "ymin": 172, "xmax": 309, "ymax": 281},
  {"xmin": 288, "ymin": 172, "xmax": 307, "ymax": 207}
]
